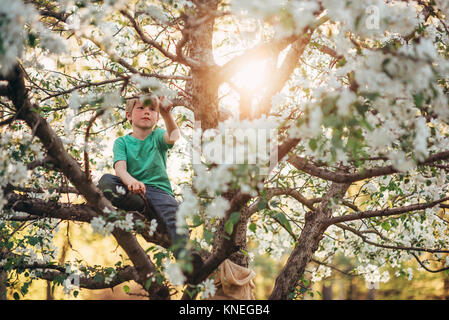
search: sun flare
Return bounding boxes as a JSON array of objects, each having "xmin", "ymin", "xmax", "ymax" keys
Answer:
[{"xmin": 232, "ymin": 60, "xmax": 267, "ymax": 91}]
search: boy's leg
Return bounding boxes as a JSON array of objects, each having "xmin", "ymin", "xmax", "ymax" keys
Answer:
[
  {"xmin": 97, "ymin": 174, "xmax": 146, "ymax": 212},
  {"xmin": 144, "ymin": 186, "xmax": 187, "ymax": 257}
]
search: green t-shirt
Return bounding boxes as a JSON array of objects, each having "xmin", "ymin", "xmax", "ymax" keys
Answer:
[{"xmin": 113, "ymin": 128, "xmax": 174, "ymax": 196}]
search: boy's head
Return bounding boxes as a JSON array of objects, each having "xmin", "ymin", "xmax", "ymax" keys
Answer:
[{"xmin": 125, "ymin": 94, "xmax": 160, "ymax": 129}]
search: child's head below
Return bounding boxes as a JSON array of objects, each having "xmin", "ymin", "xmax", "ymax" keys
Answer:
[{"xmin": 125, "ymin": 94, "xmax": 160, "ymax": 130}]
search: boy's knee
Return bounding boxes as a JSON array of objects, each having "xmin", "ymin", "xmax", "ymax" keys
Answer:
[
  {"xmin": 98, "ymin": 174, "xmax": 119, "ymax": 191},
  {"xmin": 97, "ymin": 174, "xmax": 145, "ymax": 212}
]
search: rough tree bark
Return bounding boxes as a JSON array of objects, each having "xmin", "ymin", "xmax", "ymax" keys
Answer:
[
  {"xmin": 187, "ymin": 0, "xmax": 221, "ymax": 131},
  {"xmin": 270, "ymin": 182, "xmax": 350, "ymax": 300}
]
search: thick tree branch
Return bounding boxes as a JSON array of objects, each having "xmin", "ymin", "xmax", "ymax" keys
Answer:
[
  {"xmin": 190, "ymin": 191, "xmax": 252, "ymax": 285},
  {"xmin": 4, "ymin": 192, "xmax": 96, "ymax": 222},
  {"xmin": 288, "ymin": 150, "xmax": 449, "ymax": 184},
  {"xmin": 255, "ymin": 32, "xmax": 313, "ymax": 118},
  {"xmin": 329, "ymin": 196, "xmax": 449, "ymax": 225},
  {"xmin": 2, "ymin": 261, "xmax": 138, "ymax": 290},
  {"xmin": 26, "ymin": 155, "xmax": 58, "ymax": 171},
  {"xmin": 3, "ymin": 192, "xmax": 171, "ymax": 248},
  {"xmin": 270, "ymin": 182, "xmax": 349, "ymax": 300},
  {"xmin": 335, "ymin": 222, "xmax": 449, "ymax": 254}
]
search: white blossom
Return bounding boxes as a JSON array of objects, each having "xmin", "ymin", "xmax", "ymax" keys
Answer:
[
  {"xmin": 163, "ymin": 261, "xmax": 186, "ymax": 286},
  {"xmin": 115, "ymin": 185, "xmax": 126, "ymax": 195},
  {"xmin": 199, "ymin": 278, "xmax": 216, "ymax": 299},
  {"xmin": 205, "ymin": 197, "xmax": 230, "ymax": 219},
  {"xmin": 148, "ymin": 219, "xmax": 158, "ymax": 237}
]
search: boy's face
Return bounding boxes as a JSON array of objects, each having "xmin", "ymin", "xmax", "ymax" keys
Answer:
[{"xmin": 126, "ymin": 98, "xmax": 159, "ymax": 129}]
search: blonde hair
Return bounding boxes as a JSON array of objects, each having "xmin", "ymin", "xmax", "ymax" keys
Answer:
[{"xmin": 125, "ymin": 94, "xmax": 160, "ymax": 124}]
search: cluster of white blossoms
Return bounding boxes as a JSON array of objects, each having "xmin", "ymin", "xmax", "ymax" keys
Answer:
[
  {"xmin": 0, "ymin": 0, "xmax": 69, "ymax": 76},
  {"xmin": 356, "ymin": 264, "xmax": 391, "ymax": 287},
  {"xmin": 322, "ymin": 0, "xmax": 419, "ymax": 38},
  {"xmin": 12, "ymin": 219, "xmax": 60, "ymax": 267},
  {"xmin": 247, "ymin": 213, "xmax": 294, "ymax": 261},
  {"xmin": 90, "ymin": 216, "xmax": 115, "ymax": 236},
  {"xmin": 177, "ymin": 117, "xmax": 278, "ymax": 232},
  {"xmin": 233, "ymin": 0, "xmax": 322, "ymax": 37},
  {"xmin": 205, "ymin": 196, "xmax": 231, "ymax": 219},
  {"xmin": 311, "ymin": 264, "xmax": 332, "ymax": 282},
  {"xmin": 0, "ymin": 130, "xmax": 49, "ymax": 212},
  {"xmin": 148, "ymin": 219, "xmax": 158, "ymax": 237},
  {"xmin": 65, "ymin": 90, "xmax": 122, "ymax": 136},
  {"xmin": 58, "ymin": 0, "xmax": 128, "ymax": 33},
  {"xmin": 129, "ymin": 74, "xmax": 177, "ymax": 99},
  {"xmin": 199, "ymin": 278, "xmax": 216, "ymax": 299},
  {"xmin": 0, "ymin": 0, "xmax": 37, "ymax": 75},
  {"xmin": 104, "ymin": 269, "xmax": 117, "ymax": 285},
  {"xmin": 90, "ymin": 210, "xmax": 134, "ymax": 236},
  {"xmin": 62, "ymin": 265, "xmax": 81, "ymax": 296},
  {"xmin": 0, "ymin": 132, "xmax": 34, "ymax": 187},
  {"xmin": 176, "ymin": 187, "xmax": 200, "ymax": 234},
  {"xmin": 315, "ymin": 198, "xmax": 449, "ymax": 285},
  {"xmin": 198, "ymin": 116, "xmax": 278, "ymax": 168},
  {"xmin": 163, "ymin": 260, "xmax": 186, "ymax": 286}
]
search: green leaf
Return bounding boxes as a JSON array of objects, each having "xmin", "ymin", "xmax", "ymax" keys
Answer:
[
  {"xmin": 204, "ymin": 229, "xmax": 215, "ymax": 244},
  {"xmin": 123, "ymin": 285, "xmax": 130, "ymax": 294},
  {"xmin": 413, "ymin": 93, "xmax": 425, "ymax": 108},
  {"xmin": 28, "ymin": 33, "xmax": 37, "ymax": 47},
  {"xmin": 191, "ymin": 215, "xmax": 203, "ymax": 228},
  {"xmin": 275, "ymin": 212, "xmax": 293, "ymax": 234},
  {"xmin": 93, "ymin": 273, "xmax": 104, "ymax": 283},
  {"xmin": 270, "ymin": 200, "xmax": 280, "ymax": 208},
  {"xmin": 224, "ymin": 220, "xmax": 234, "ymax": 235},
  {"xmin": 257, "ymin": 198, "xmax": 268, "ymax": 210},
  {"xmin": 249, "ymin": 223, "xmax": 257, "ymax": 233},
  {"xmin": 225, "ymin": 212, "xmax": 240, "ymax": 235},
  {"xmin": 229, "ymin": 212, "xmax": 240, "ymax": 224},
  {"xmin": 145, "ymin": 279, "xmax": 152, "ymax": 291},
  {"xmin": 381, "ymin": 220, "xmax": 391, "ymax": 231},
  {"xmin": 309, "ymin": 138, "xmax": 318, "ymax": 151}
]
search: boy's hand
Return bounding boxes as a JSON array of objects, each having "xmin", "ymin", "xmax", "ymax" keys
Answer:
[
  {"xmin": 159, "ymin": 96, "xmax": 173, "ymax": 117},
  {"xmin": 126, "ymin": 179, "xmax": 146, "ymax": 196}
]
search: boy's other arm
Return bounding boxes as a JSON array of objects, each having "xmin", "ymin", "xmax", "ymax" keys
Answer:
[
  {"xmin": 159, "ymin": 98, "xmax": 180, "ymax": 145},
  {"xmin": 114, "ymin": 160, "xmax": 145, "ymax": 195}
]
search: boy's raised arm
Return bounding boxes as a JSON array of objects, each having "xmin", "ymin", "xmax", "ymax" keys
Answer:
[{"xmin": 159, "ymin": 97, "xmax": 180, "ymax": 145}]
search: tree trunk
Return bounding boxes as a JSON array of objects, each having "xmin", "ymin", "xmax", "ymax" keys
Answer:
[
  {"xmin": 444, "ymin": 276, "xmax": 449, "ymax": 300},
  {"xmin": 347, "ymin": 277, "xmax": 356, "ymax": 300},
  {"xmin": 269, "ymin": 215, "xmax": 327, "ymax": 299},
  {"xmin": 269, "ymin": 183, "xmax": 349, "ymax": 300},
  {"xmin": 188, "ymin": 1, "xmax": 221, "ymax": 131},
  {"xmin": 367, "ymin": 284, "xmax": 376, "ymax": 300},
  {"xmin": 322, "ymin": 282, "xmax": 333, "ymax": 300}
]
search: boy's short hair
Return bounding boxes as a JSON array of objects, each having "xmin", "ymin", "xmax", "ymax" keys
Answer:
[
  {"xmin": 125, "ymin": 94, "xmax": 160, "ymax": 124},
  {"xmin": 125, "ymin": 94, "xmax": 160, "ymax": 115}
]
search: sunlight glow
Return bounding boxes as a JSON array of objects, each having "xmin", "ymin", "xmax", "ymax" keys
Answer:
[{"xmin": 232, "ymin": 59, "xmax": 267, "ymax": 92}]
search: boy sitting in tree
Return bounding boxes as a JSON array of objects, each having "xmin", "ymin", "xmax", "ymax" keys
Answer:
[{"xmin": 98, "ymin": 93, "xmax": 190, "ymax": 262}]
